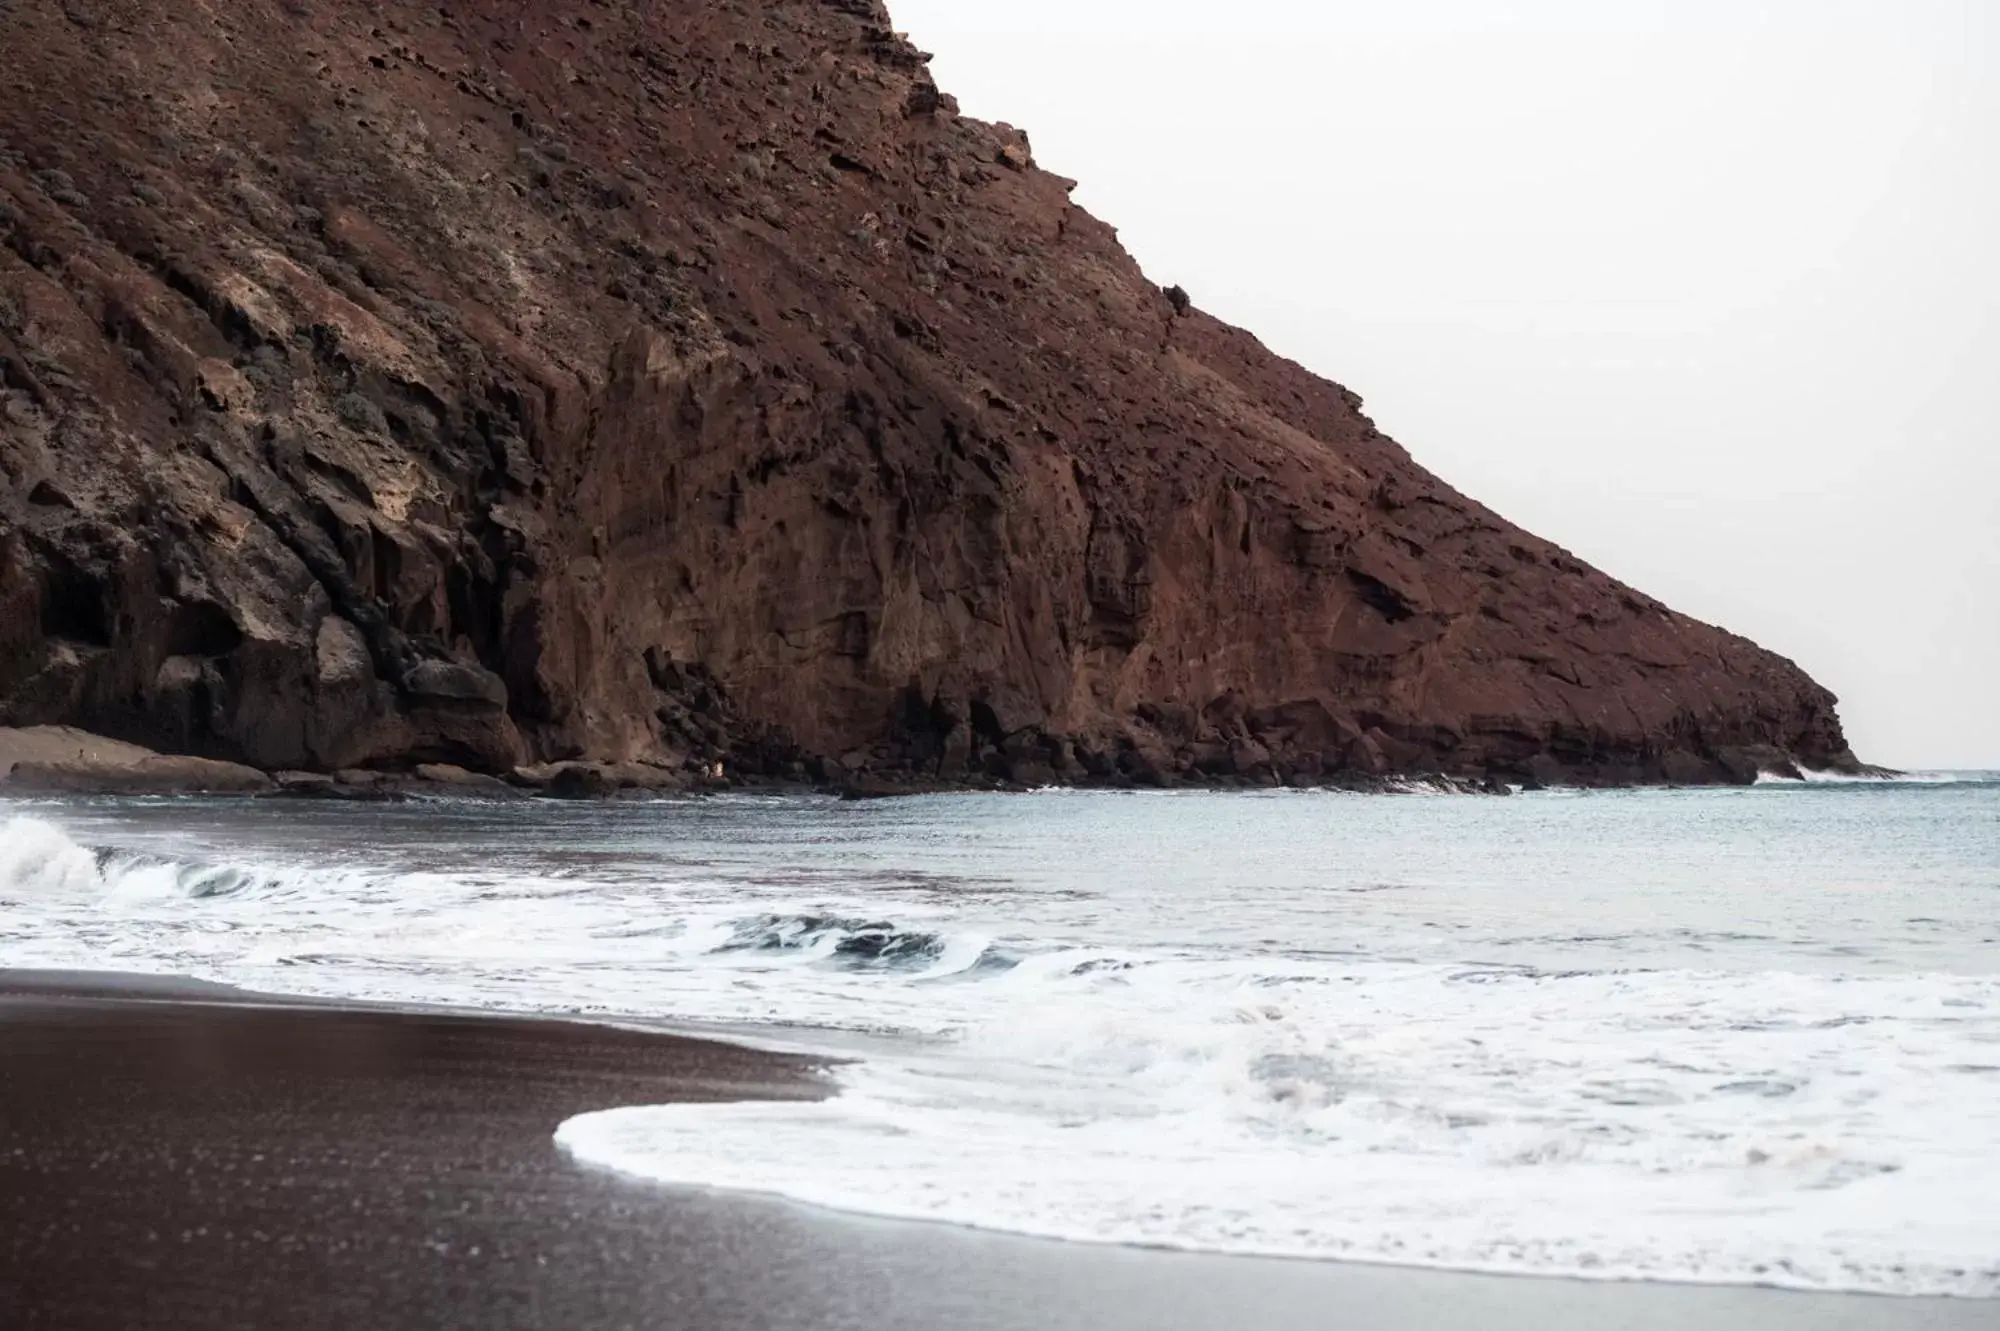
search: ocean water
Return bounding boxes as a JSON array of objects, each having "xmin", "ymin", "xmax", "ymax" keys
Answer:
[{"xmin": 2, "ymin": 779, "xmax": 1997, "ymax": 1296}]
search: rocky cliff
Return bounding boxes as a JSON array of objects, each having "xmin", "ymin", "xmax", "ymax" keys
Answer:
[{"xmin": 0, "ymin": 0, "xmax": 1858, "ymax": 788}]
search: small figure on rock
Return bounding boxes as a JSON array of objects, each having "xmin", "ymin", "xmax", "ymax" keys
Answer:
[{"xmin": 1165, "ymin": 285, "xmax": 1191, "ymax": 317}]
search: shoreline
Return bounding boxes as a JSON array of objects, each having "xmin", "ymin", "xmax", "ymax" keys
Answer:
[
  {"xmin": 0, "ymin": 969, "xmax": 1989, "ymax": 1330},
  {"xmin": 0, "ymin": 723, "xmax": 1881, "ymax": 802}
]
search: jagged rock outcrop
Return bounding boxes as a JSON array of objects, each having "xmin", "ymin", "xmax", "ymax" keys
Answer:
[{"xmin": 0, "ymin": 0, "xmax": 1859, "ymax": 788}]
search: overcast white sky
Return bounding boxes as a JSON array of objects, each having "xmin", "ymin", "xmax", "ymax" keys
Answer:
[{"xmin": 893, "ymin": 0, "xmax": 1998, "ymax": 769}]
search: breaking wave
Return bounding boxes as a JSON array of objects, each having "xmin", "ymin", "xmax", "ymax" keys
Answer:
[
  {"xmin": 1755, "ymin": 768, "xmax": 1993, "ymax": 787},
  {"xmin": 697, "ymin": 912, "xmax": 1015, "ymax": 975},
  {"xmin": 2, "ymin": 816, "xmax": 299, "ymax": 903},
  {"xmin": 0, "ymin": 816, "xmax": 102, "ymax": 896}
]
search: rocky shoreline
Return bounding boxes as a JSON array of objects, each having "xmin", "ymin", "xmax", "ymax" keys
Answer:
[{"xmin": 0, "ymin": 723, "xmax": 1847, "ymax": 803}]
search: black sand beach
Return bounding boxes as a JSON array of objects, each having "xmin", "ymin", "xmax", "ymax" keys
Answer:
[{"xmin": 0, "ymin": 972, "xmax": 1987, "ymax": 1331}]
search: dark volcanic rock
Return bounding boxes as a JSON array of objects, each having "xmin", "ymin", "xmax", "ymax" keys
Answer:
[
  {"xmin": 0, "ymin": 0, "xmax": 1860, "ymax": 786},
  {"xmin": 6, "ymin": 754, "xmax": 272, "ymax": 796},
  {"xmin": 412, "ymin": 762, "xmax": 520, "ymax": 797},
  {"xmin": 542, "ymin": 764, "xmax": 620, "ymax": 802}
]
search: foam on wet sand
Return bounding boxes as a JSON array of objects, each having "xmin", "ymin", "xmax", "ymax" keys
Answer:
[{"xmin": 0, "ymin": 971, "xmax": 1991, "ymax": 1331}]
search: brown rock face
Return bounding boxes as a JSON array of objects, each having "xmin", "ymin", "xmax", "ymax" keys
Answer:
[{"xmin": 0, "ymin": 0, "xmax": 1858, "ymax": 786}]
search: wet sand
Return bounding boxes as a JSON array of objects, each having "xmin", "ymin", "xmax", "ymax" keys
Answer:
[{"xmin": 0, "ymin": 972, "xmax": 1987, "ymax": 1331}]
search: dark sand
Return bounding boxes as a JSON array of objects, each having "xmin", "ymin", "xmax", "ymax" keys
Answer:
[{"xmin": 0, "ymin": 973, "xmax": 1988, "ymax": 1331}]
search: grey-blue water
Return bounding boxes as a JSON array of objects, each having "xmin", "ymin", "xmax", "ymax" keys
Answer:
[{"xmin": 3, "ymin": 778, "xmax": 1997, "ymax": 1296}]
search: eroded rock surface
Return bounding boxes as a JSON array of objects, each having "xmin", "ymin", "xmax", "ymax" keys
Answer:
[
  {"xmin": 6, "ymin": 751, "xmax": 273, "ymax": 796},
  {"xmin": 0, "ymin": 0, "xmax": 1858, "ymax": 786}
]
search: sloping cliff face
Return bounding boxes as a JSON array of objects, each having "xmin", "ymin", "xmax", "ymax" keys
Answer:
[{"xmin": 0, "ymin": 0, "xmax": 1856, "ymax": 786}]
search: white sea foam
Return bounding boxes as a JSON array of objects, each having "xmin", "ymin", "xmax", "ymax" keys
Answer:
[
  {"xmin": 0, "ymin": 816, "xmax": 103, "ymax": 895},
  {"xmin": 1, "ymin": 816, "xmax": 326, "ymax": 906},
  {"xmin": 560, "ymin": 956, "xmax": 2000, "ymax": 1297},
  {"xmin": 1756, "ymin": 767, "xmax": 1977, "ymax": 786},
  {"xmin": 7, "ymin": 792, "xmax": 1999, "ymax": 1296}
]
